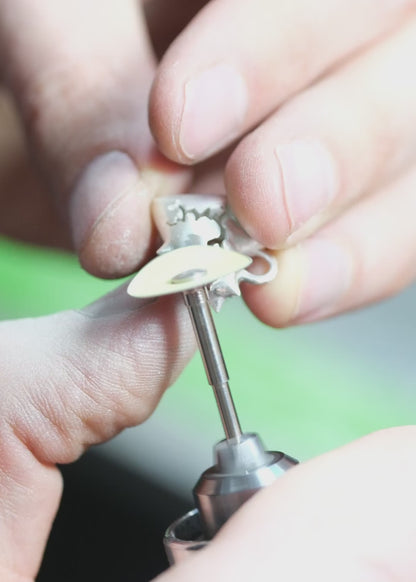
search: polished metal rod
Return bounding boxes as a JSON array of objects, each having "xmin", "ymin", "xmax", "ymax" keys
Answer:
[{"xmin": 183, "ymin": 287, "xmax": 242, "ymax": 441}]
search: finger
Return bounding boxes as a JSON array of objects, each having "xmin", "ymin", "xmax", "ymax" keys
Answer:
[
  {"xmin": 0, "ymin": 87, "xmax": 70, "ymax": 248},
  {"xmin": 157, "ymin": 426, "xmax": 416, "ymax": 582},
  {"xmin": 0, "ymin": 0, "xmax": 190, "ymax": 278},
  {"xmin": 149, "ymin": 0, "xmax": 415, "ymax": 163},
  {"xmin": 226, "ymin": 16, "xmax": 416, "ymax": 249},
  {"xmin": 242, "ymin": 164, "xmax": 416, "ymax": 327},
  {"xmin": 0, "ymin": 285, "xmax": 194, "ymax": 579}
]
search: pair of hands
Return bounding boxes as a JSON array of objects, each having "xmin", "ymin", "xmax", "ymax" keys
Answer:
[{"xmin": 0, "ymin": 0, "xmax": 415, "ymax": 580}]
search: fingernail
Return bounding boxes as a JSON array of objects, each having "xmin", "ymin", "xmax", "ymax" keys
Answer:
[
  {"xmin": 179, "ymin": 63, "xmax": 248, "ymax": 160},
  {"xmin": 294, "ymin": 238, "xmax": 352, "ymax": 322},
  {"xmin": 70, "ymin": 151, "xmax": 150, "ymax": 277},
  {"xmin": 275, "ymin": 140, "xmax": 338, "ymax": 233}
]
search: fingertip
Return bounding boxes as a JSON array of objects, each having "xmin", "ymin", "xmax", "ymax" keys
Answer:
[
  {"xmin": 291, "ymin": 237, "xmax": 352, "ymax": 323},
  {"xmin": 150, "ymin": 56, "xmax": 249, "ymax": 165},
  {"xmin": 242, "ymin": 246, "xmax": 304, "ymax": 328},
  {"xmin": 70, "ymin": 151, "xmax": 154, "ymax": 278},
  {"xmin": 243, "ymin": 236, "xmax": 352, "ymax": 328},
  {"xmin": 149, "ymin": 69, "xmax": 189, "ymax": 164},
  {"xmin": 225, "ymin": 137, "xmax": 292, "ymax": 250}
]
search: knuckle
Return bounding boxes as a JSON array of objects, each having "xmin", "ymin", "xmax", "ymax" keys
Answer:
[{"xmin": 18, "ymin": 61, "xmax": 134, "ymax": 191}]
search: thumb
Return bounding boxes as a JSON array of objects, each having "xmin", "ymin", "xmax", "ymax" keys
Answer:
[
  {"xmin": 0, "ymin": 286, "xmax": 194, "ymax": 580},
  {"xmin": 0, "ymin": 0, "xmax": 191, "ymax": 278},
  {"xmin": 157, "ymin": 426, "xmax": 416, "ymax": 582}
]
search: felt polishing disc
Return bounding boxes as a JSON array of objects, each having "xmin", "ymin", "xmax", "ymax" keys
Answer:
[{"xmin": 127, "ymin": 245, "xmax": 252, "ymax": 298}]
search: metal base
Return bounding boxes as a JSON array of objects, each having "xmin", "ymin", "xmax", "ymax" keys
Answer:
[
  {"xmin": 164, "ymin": 433, "xmax": 298, "ymax": 564},
  {"xmin": 164, "ymin": 509, "xmax": 208, "ymax": 565}
]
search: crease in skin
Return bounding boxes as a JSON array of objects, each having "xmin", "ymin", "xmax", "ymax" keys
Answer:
[
  {"xmin": 0, "ymin": 413, "xmax": 63, "ymax": 579},
  {"xmin": 274, "ymin": 139, "xmax": 339, "ymax": 248},
  {"xmin": 176, "ymin": 60, "xmax": 248, "ymax": 162},
  {"xmin": 56, "ymin": 350, "xmax": 129, "ymax": 453},
  {"xmin": 7, "ymin": 304, "xmax": 192, "ymax": 467},
  {"xmin": 284, "ymin": 207, "xmax": 335, "ymax": 248},
  {"xmin": 149, "ymin": 63, "xmax": 185, "ymax": 161},
  {"xmin": 73, "ymin": 150, "xmax": 193, "ymax": 277},
  {"xmin": 171, "ymin": 67, "xmax": 184, "ymax": 159},
  {"xmin": 176, "ymin": 69, "xmax": 196, "ymax": 163},
  {"xmin": 274, "ymin": 147, "xmax": 295, "ymax": 233},
  {"xmin": 73, "ymin": 155, "xmax": 157, "ymax": 277},
  {"xmin": 77, "ymin": 171, "xmax": 147, "ymax": 256}
]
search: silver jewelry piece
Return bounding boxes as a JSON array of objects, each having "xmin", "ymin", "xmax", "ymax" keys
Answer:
[{"xmin": 153, "ymin": 194, "xmax": 277, "ymax": 311}]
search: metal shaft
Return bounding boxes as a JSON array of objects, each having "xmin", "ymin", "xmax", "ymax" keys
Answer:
[{"xmin": 183, "ymin": 287, "xmax": 242, "ymax": 441}]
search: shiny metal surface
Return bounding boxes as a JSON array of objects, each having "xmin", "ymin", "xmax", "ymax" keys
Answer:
[
  {"xmin": 152, "ymin": 194, "xmax": 278, "ymax": 311},
  {"xmin": 194, "ymin": 433, "xmax": 298, "ymax": 538},
  {"xmin": 164, "ymin": 434, "xmax": 298, "ymax": 564},
  {"xmin": 153, "ymin": 195, "xmax": 227, "ymax": 253},
  {"xmin": 184, "ymin": 287, "xmax": 242, "ymax": 441},
  {"xmin": 164, "ymin": 509, "xmax": 208, "ymax": 566},
  {"xmin": 148, "ymin": 195, "xmax": 294, "ymax": 565}
]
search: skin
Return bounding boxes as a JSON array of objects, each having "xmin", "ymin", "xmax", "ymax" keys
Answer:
[
  {"xmin": 0, "ymin": 286, "xmax": 194, "ymax": 581},
  {"xmin": 0, "ymin": 0, "xmax": 415, "ymax": 579}
]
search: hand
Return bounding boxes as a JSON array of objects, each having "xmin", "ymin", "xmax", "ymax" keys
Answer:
[
  {"xmin": 150, "ymin": 0, "xmax": 416, "ymax": 326},
  {"xmin": 0, "ymin": 285, "xmax": 194, "ymax": 581},
  {"xmin": 156, "ymin": 426, "xmax": 416, "ymax": 582},
  {"xmin": 0, "ymin": 0, "xmax": 216, "ymax": 276}
]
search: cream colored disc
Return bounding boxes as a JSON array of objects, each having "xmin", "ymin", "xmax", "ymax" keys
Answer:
[{"xmin": 127, "ymin": 245, "xmax": 252, "ymax": 298}]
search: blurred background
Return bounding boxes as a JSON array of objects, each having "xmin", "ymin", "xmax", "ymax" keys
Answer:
[{"xmin": 1, "ymin": 235, "xmax": 415, "ymax": 581}]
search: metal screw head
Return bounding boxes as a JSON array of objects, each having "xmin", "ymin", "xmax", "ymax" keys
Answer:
[{"xmin": 170, "ymin": 268, "xmax": 208, "ymax": 285}]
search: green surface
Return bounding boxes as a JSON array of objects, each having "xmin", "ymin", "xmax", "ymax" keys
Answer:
[
  {"xmin": 1, "ymin": 235, "xmax": 414, "ymax": 461},
  {"xmin": 0, "ymin": 236, "xmax": 119, "ymax": 317},
  {"xmin": 162, "ymin": 303, "xmax": 416, "ymax": 461}
]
